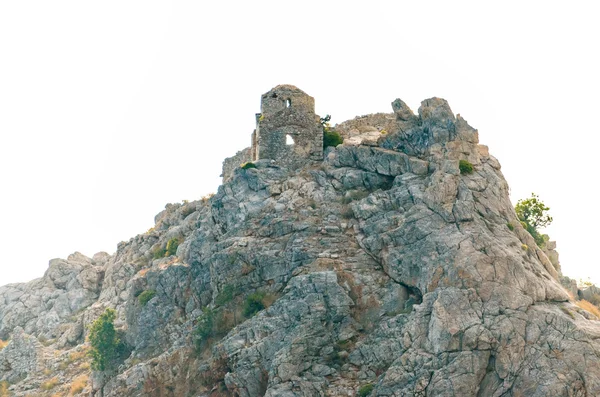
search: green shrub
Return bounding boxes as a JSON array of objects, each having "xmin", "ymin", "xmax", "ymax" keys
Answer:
[
  {"xmin": 507, "ymin": 222, "xmax": 514, "ymax": 231},
  {"xmin": 358, "ymin": 383, "xmax": 374, "ymax": 397},
  {"xmin": 459, "ymin": 160, "xmax": 474, "ymax": 174},
  {"xmin": 89, "ymin": 309, "xmax": 129, "ymax": 371},
  {"xmin": 241, "ymin": 162, "xmax": 257, "ymax": 169},
  {"xmin": 195, "ymin": 308, "xmax": 216, "ymax": 348},
  {"xmin": 152, "ymin": 247, "xmax": 166, "ymax": 259},
  {"xmin": 165, "ymin": 238, "xmax": 180, "ymax": 257},
  {"xmin": 243, "ymin": 292, "xmax": 267, "ymax": 317},
  {"xmin": 194, "ymin": 308, "xmax": 237, "ymax": 353},
  {"xmin": 138, "ymin": 290, "xmax": 156, "ymax": 306},
  {"xmin": 215, "ymin": 284, "xmax": 236, "ymax": 306},
  {"xmin": 323, "ymin": 129, "xmax": 343, "ymax": 149},
  {"xmin": 515, "ymin": 193, "xmax": 553, "ymax": 247}
]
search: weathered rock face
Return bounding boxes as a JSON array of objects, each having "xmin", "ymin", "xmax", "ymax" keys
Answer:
[
  {"xmin": 0, "ymin": 252, "xmax": 104, "ymax": 345},
  {"xmin": 1, "ymin": 91, "xmax": 600, "ymax": 397}
]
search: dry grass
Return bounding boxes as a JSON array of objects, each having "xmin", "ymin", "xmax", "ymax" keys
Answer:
[
  {"xmin": 261, "ymin": 293, "xmax": 278, "ymax": 308},
  {"xmin": 0, "ymin": 381, "xmax": 9, "ymax": 397},
  {"xmin": 79, "ymin": 362, "xmax": 91, "ymax": 370},
  {"xmin": 576, "ymin": 300, "xmax": 600, "ymax": 319},
  {"xmin": 68, "ymin": 349, "xmax": 88, "ymax": 363},
  {"xmin": 199, "ymin": 356, "xmax": 233, "ymax": 395},
  {"xmin": 40, "ymin": 377, "xmax": 59, "ymax": 391},
  {"xmin": 69, "ymin": 375, "xmax": 88, "ymax": 395},
  {"xmin": 201, "ymin": 193, "xmax": 215, "ymax": 204},
  {"xmin": 240, "ymin": 263, "xmax": 255, "ymax": 276},
  {"xmin": 0, "ymin": 340, "xmax": 7, "ymax": 350}
]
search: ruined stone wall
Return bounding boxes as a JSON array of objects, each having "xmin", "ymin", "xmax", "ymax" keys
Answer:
[
  {"xmin": 252, "ymin": 85, "xmax": 323, "ymax": 169},
  {"xmin": 221, "ymin": 147, "xmax": 251, "ymax": 182},
  {"xmin": 260, "ymin": 84, "xmax": 315, "ymax": 116}
]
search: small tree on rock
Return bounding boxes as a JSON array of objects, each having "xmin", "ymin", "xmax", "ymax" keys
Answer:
[
  {"xmin": 515, "ymin": 193, "xmax": 552, "ymax": 247},
  {"xmin": 89, "ymin": 308, "xmax": 127, "ymax": 371}
]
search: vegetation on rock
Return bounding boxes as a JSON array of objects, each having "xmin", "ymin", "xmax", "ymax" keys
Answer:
[
  {"xmin": 321, "ymin": 114, "xmax": 343, "ymax": 148},
  {"xmin": 459, "ymin": 159, "xmax": 474, "ymax": 174},
  {"xmin": 215, "ymin": 284, "xmax": 237, "ymax": 306},
  {"xmin": 152, "ymin": 246, "xmax": 166, "ymax": 259},
  {"xmin": 194, "ymin": 307, "xmax": 236, "ymax": 352},
  {"xmin": 89, "ymin": 309, "xmax": 128, "ymax": 371},
  {"xmin": 152, "ymin": 237, "xmax": 181, "ymax": 259},
  {"xmin": 323, "ymin": 129, "xmax": 343, "ymax": 148},
  {"xmin": 241, "ymin": 162, "xmax": 257, "ymax": 169},
  {"xmin": 194, "ymin": 308, "xmax": 216, "ymax": 349},
  {"xmin": 0, "ymin": 381, "xmax": 9, "ymax": 397},
  {"xmin": 40, "ymin": 377, "xmax": 59, "ymax": 390},
  {"xmin": 69, "ymin": 375, "xmax": 88, "ymax": 395},
  {"xmin": 516, "ymin": 193, "xmax": 552, "ymax": 247},
  {"xmin": 165, "ymin": 237, "xmax": 180, "ymax": 257},
  {"xmin": 576, "ymin": 299, "xmax": 600, "ymax": 319},
  {"xmin": 358, "ymin": 383, "xmax": 374, "ymax": 397},
  {"xmin": 243, "ymin": 292, "xmax": 267, "ymax": 317},
  {"xmin": 138, "ymin": 289, "xmax": 156, "ymax": 306}
]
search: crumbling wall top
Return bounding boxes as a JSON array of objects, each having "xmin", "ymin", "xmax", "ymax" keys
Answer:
[{"xmin": 260, "ymin": 85, "xmax": 315, "ymax": 117}]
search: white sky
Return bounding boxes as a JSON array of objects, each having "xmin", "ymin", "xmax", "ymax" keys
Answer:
[{"xmin": 1, "ymin": 1, "xmax": 599, "ymax": 286}]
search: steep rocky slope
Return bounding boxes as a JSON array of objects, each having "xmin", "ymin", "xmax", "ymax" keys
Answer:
[{"xmin": 2, "ymin": 94, "xmax": 600, "ymax": 397}]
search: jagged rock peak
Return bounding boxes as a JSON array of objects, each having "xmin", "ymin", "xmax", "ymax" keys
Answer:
[{"xmin": 2, "ymin": 86, "xmax": 600, "ymax": 396}]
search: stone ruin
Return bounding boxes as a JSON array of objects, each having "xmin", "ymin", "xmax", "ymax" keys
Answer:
[{"xmin": 222, "ymin": 85, "xmax": 323, "ymax": 181}]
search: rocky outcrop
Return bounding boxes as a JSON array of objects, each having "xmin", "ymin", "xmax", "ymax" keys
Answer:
[
  {"xmin": 0, "ymin": 252, "xmax": 105, "ymax": 345},
  {"xmin": 1, "ymin": 92, "xmax": 600, "ymax": 397}
]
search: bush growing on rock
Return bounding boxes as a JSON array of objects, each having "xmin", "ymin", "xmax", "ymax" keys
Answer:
[
  {"xmin": 89, "ymin": 309, "xmax": 129, "ymax": 371},
  {"xmin": 195, "ymin": 308, "xmax": 215, "ymax": 347},
  {"xmin": 165, "ymin": 237, "xmax": 180, "ymax": 257},
  {"xmin": 323, "ymin": 129, "xmax": 343, "ymax": 149},
  {"xmin": 515, "ymin": 193, "xmax": 552, "ymax": 247},
  {"xmin": 321, "ymin": 114, "xmax": 343, "ymax": 148},
  {"xmin": 195, "ymin": 308, "xmax": 237, "ymax": 352},
  {"xmin": 152, "ymin": 237, "xmax": 181, "ymax": 259},
  {"xmin": 459, "ymin": 159, "xmax": 474, "ymax": 174},
  {"xmin": 241, "ymin": 162, "xmax": 256, "ymax": 170},
  {"xmin": 215, "ymin": 284, "xmax": 237, "ymax": 306},
  {"xmin": 152, "ymin": 246, "xmax": 166, "ymax": 259},
  {"xmin": 358, "ymin": 383, "xmax": 374, "ymax": 397},
  {"xmin": 243, "ymin": 292, "xmax": 267, "ymax": 317},
  {"xmin": 138, "ymin": 290, "xmax": 156, "ymax": 306}
]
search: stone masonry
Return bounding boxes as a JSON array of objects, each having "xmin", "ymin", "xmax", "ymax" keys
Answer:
[
  {"xmin": 252, "ymin": 85, "xmax": 323, "ymax": 167},
  {"xmin": 222, "ymin": 85, "xmax": 324, "ymax": 182}
]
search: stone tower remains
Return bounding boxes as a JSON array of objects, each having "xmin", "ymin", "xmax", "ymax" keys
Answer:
[{"xmin": 251, "ymin": 85, "xmax": 323, "ymax": 168}]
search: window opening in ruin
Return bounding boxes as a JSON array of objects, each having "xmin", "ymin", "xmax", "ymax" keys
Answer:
[
  {"xmin": 286, "ymin": 98, "xmax": 291, "ymax": 108},
  {"xmin": 286, "ymin": 134, "xmax": 295, "ymax": 145}
]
